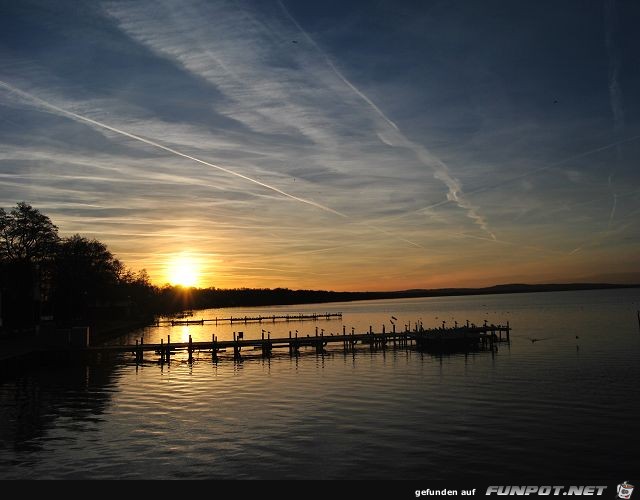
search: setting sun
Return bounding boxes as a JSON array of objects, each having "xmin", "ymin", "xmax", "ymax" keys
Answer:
[{"xmin": 167, "ymin": 254, "xmax": 200, "ymax": 287}]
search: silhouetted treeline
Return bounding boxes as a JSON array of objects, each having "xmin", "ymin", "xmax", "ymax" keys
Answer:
[
  {"xmin": 155, "ymin": 287, "xmax": 389, "ymax": 311},
  {"xmin": 153, "ymin": 281, "xmax": 639, "ymax": 312},
  {"xmin": 0, "ymin": 202, "xmax": 155, "ymax": 332}
]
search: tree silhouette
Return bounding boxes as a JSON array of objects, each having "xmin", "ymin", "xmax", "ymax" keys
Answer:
[
  {"xmin": 0, "ymin": 202, "xmax": 59, "ymax": 329},
  {"xmin": 0, "ymin": 202, "xmax": 59, "ymax": 264},
  {"xmin": 52, "ymin": 235, "xmax": 124, "ymax": 324}
]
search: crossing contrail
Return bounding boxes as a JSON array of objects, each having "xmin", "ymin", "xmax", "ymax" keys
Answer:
[
  {"xmin": 398, "ymin": 133, "xmax": 640, "ymax": 222},
  {"xmin": 278, "ymin": 0, "xmax": 495, "ymax": 240}
]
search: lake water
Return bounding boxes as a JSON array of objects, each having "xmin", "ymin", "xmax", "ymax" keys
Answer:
[{"xmin": 1, "ymin": 288, "xmax": 639, "ymax": 479}]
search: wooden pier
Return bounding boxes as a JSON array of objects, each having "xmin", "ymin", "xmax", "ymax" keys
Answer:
[
  {"xmin": 88, "ymin": 321, "xmax": 511, "ymax": 363},
  {"xmin": 155, "ymin": 312, "xmax": 343, "ymax": 327}
]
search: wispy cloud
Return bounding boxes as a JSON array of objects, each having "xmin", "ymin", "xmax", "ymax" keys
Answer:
[
  {"xmin": 105, "ymin": 0, "xmax": 493, "ymax": 239},
  {"xmin": 0, "ymin": 79, "xmax": 350, "ymax": 218}
]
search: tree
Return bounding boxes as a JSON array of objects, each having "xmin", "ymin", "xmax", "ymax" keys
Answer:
[
  {"xmin": 52, "ymin": 235, "xmax": 124, "ymax": 323},
  {"xmin": 0, "ymin": 203, "xmax": 59, "ymax": 329},
  {"xmin": 0, "ymin": 202, "xmax": 59, "ymax": 264}
]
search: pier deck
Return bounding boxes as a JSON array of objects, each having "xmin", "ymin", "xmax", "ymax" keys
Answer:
[
  {"xmin": 89, "ymin": 322, "xmax": 511, "ymax": 363},
  {"xmin": 1, "ymin": 320, "xmax": 510, "ymax": 368},
  {"xmin": 156, "ymin": 312, "xmax": 343, "ymax": 327}
]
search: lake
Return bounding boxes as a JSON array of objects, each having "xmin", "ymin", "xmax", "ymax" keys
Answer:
[{"xmin": 1, "ymin": 288, "xmax": 639, "ymax": 479}]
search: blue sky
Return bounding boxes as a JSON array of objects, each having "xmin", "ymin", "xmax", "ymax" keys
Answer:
[{"xmin": 1, "ymin": 0, "xmax": 639, "ymax": 290}]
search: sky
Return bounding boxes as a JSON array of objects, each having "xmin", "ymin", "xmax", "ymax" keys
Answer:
[{"xmin": 1, "ymin": 0, "xmax": 639, "ymax": 291}]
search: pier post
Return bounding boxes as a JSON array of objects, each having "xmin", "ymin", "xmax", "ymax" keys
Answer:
[
  {"xmin": 506, "ymin": 321, "xmax": 510, "ymax": 341},
  {"xmin": 135, "ymin": 339, "xmax": 139, "ymax": 363},
  {"xmin": 212, "ymin": 334, "xmax": 218, "ymax": 362},
  {"xmin": 167, "ymin": 335, "xmax": 171, "ymax": 362},
  {"xmin": 289, "ymin": 331, "xmax": 292, "ymax": 356},
  {"xmin": 188, "ymin": 335, "xmax": 193, "ymax": 363},
  {"xmin": 264, "ymin": 332, "xmax": 272, "ymax": 358},
  {"xmin": 160, "ymin": 338, "xmax": 165, "ymax": 363},
  {"xmin": 140, "ymin": 337, "xmax": 144, "ymax": 362},
  {"xmin": 233, "ymin": 332, "xmax": 241, "ymax": 360}
]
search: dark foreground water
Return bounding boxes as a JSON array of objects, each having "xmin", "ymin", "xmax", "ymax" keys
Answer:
[{"xmin": 1, "ymin": 288, "xmax": 639, "ymax": 479}]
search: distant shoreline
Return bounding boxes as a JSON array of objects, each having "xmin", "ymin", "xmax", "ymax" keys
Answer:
[
  {"xmin": 178, "ymin": 282, "xmax": 640, "ymax": 312},
  {"xmin": 370, "ymin": 282, "xmax": 640, "ymax": 300}
]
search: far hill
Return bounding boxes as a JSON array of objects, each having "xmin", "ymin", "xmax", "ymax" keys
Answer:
[{"xmin": 400, "ymin": 282, "xmax": 640, "ymax": 297}]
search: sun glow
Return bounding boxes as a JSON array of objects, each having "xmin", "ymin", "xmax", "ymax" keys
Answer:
[{"xmin": 167, "ymin": 254, "xmax": 200, "ymax": 287}]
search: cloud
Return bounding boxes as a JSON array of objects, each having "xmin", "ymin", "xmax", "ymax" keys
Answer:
[{"xmin": 105, "ymin": 0, "xmax": 494, "ymax": 238}]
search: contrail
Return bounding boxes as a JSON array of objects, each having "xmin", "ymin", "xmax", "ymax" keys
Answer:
[
  {"xmin": 604, "ymin": 1, "xmax": 623, "ymax": 229},
  {"xmin": 278, "ymin": 0, "xmax": 495, "ymax": 240},
  {"xmin": 277, "ymin": 0, "xmax": 399, "ymax": 132},
  {"xmin": 0, "ymin": 79, "xmax": 346, "ymax": 217},
  {"xmin": 604, "ymin": 0, "xmax": 624, "ymax": 138},
  {"xmin": 607, "ymin": 191, "xmax": 617, "ymax": 229},
  {"xmin": 453, "ymin": 232, "xmax": 563, "ymax": 255},
  {"xmin": 0, "ymin": 80, "xmax": 426, "ymax": 248}
]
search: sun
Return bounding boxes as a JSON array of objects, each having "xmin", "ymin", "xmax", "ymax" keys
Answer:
[{"xmin": 167, "ymin": 254, "xmax": 200, "ymax": 287}]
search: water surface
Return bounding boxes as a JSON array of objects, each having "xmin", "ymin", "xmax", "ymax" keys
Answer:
[{"xmin": 1, "ymin": 288, "xmax": 639, "ymax": 479}]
